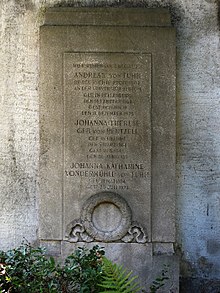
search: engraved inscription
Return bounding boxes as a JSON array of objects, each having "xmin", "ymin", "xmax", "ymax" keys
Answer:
[
  {"xmin": 64, "ymin": 53, "xmax": 151, "ymax": 191},
  {"xmin": 63, "ymin": 53, "xmax": 151, "ymax": 234}
]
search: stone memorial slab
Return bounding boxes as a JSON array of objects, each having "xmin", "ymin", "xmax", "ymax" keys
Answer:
[
  {"xmin": 63, "ymin": 52, "xmax": 151, "ymax": 243},
  {"xmin": 39, "ymin": 8, "xmax": 177, "ymax": 290}
]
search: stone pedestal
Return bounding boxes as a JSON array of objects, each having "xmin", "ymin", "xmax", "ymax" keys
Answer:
[{"xmin": 39, "ymin": 8, "xmax": 178, "ymax": 291}]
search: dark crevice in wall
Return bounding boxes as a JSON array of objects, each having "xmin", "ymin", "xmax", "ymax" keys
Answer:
[{"xmin": 218, "ymin": 0, "xmax": 220, "ymax": 30}]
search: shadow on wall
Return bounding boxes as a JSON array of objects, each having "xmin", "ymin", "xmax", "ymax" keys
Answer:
[
  {"xmin": 53, "ymin": 0, "xmax": 183, "ymax": 26},
  {"xmin": 180, "ymin": 277, "xmax": 220, "ymax": 293},
  {"xmin": 218, "ymin": 0, "xmax": 220, "ymax": 29}
]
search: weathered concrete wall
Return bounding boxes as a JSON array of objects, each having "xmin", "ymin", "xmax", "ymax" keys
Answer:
[{"xmin": 0, "ymin": 0, "xmax": 219, "ymax": 291}]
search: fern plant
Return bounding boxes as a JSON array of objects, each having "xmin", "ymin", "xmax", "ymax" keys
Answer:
[{"xmin": 99, "ymin": 256, "xmax": 142, "ymax": 293}]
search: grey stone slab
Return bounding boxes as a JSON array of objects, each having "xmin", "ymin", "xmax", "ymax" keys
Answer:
[
  {"xmin": 40, "ymin": 240, "xmax": 61, "ymax": 257},
  {"xmin": 63, "ymin": 52, "xmax": 151, "ymax": 242},
  {"xmin": 39, "ymin": 27, "xmax": 68, "ymax": 240},
  {"xmin": 45, "ymin": 8, "xmax": 171, "ymax": 26},
  {"xmin": 153, "ymin": 242, "xmax": 175, "ymax": 256},
  {"xmin": 151, "ymin": 45, "xmax": 176, "ymax": 242},
  {"xmin": 39, "ymin": 7, "xmax": 176, "ymax": 249}
]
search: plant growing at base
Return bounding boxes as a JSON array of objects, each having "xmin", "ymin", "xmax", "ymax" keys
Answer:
[
  {"xmin": 148, "ymin": 265, "xmax": 170, "ymax": 293},
  {"xmin": 99, "ymin": 256, "xmax": 141, "ymax": 293},
  {"xmin": 0, "ymin": 243, "xmax": 169, "ymax": 293}
]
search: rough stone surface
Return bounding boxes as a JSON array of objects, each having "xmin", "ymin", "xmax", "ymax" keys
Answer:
[{"xmin": 0, "ymin": 0, "xmax": 219, "ymax": 291}]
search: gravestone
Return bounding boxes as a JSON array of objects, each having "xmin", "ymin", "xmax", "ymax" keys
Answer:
[{"xmin": 39, "ymin": 8, "xmax": 178, "ymax": 291}]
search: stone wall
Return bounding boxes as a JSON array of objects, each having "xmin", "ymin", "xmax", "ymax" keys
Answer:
[{"xmin": 0, "ymin": 0, "xmax": 219, "ymax": 291}]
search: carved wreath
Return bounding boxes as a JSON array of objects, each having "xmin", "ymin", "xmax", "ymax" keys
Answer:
[{"xmin": 65, "ymin": 192, "xmax": 148, "ymax": 244}]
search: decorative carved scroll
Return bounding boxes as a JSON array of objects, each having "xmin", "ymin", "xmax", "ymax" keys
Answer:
[
  {"xmin": 66, "ymin": 219, "xmax": 94, "ymax": 243},
  {"xmin": 66, "ymin": 192, "xmax": 148, "ymax": 244},
  {"xmin": 121, "ymin": 222, "xmax": 148, "ymax": 243}
]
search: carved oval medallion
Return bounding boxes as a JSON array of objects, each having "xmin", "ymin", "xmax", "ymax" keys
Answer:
[{"xmin": 81, "ymin": 192, "xmax": 132, "ymax": 242}]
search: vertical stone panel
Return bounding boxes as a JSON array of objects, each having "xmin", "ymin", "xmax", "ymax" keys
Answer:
[{"xmin": 39, "ymin": 8, "xmax": 177, "ymax": 289}]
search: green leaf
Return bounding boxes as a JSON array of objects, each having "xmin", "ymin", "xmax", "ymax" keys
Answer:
[{"xmin": 99, "ymin": 256, "xmax": 142, "ymax": 293}]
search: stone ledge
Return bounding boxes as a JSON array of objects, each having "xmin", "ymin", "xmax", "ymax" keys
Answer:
[{"xmin": 44, "ymin": 8, "xmax": 171, "ymax": 27}]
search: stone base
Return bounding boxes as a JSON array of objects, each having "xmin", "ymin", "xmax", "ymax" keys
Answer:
[{"xmin": 40, "ymin": 240, "xmax": 179, "ymax": 292}]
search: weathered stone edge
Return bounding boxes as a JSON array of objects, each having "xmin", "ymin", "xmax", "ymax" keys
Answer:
[{"xmin": 44, "ymin": 8, "xmax": 171, "ymax": 26}]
